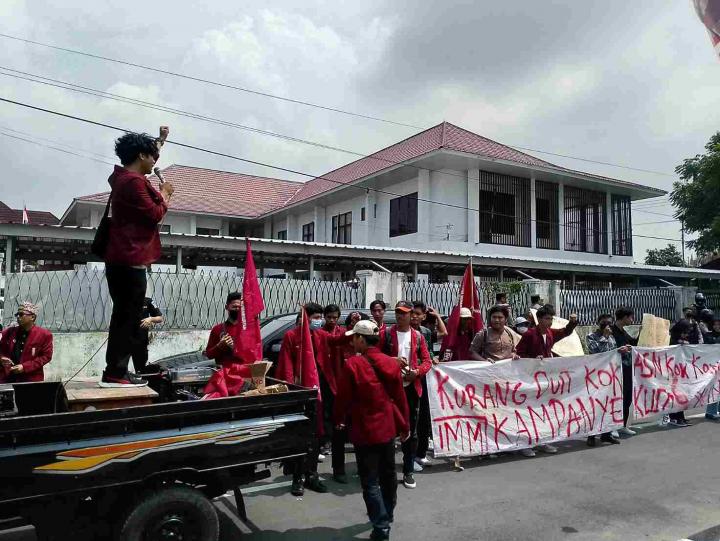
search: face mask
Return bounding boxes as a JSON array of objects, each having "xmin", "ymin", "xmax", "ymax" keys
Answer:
[
  {"xmin": 517, "ymin": 327, "xmax": 528, "ymax": 334},
  {"xmin": 228, "ymin": 309, "xmax": 240, "ymax": 321},
  {"xmin": 309, "ymin": 319, "xmax": 324, "ymax": 331}
]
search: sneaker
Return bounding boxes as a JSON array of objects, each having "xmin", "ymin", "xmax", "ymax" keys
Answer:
[
  {"xmin": 370, "ymin": 528, "xmax": 390, "ymax": 540},
  {"xmin": 486, "ymin": 453, "xmax": 498, "ymax": 460},
  {"xmin": 617, "ymin": 427, "xmax": 636, "ymax": 436},
  {"xmin": 600, "ymin": 434, "xmax": 621, "ymax": 445},
  {"xmin": 333, "ymin": 472, "xmax": 348, "ymax": 484},
  {"xmin": 537, "ymin": 444, "xmax": 558, "ymax": 454},
  {"xmin": 403, "ymin": 473, "xmax": 416, "ymax": 489},
  {"xmin": 519, "ymin": 448, "xmax": 536, "ymax": 457},
  {"xmin": 99, "ymin": 371, "xmax": 148, "ymax": 388},
  {"xmin": 291, "ymin": 478, "xmax": 304, "ymax": 496},
  {"xmin": 317, "ymin": 453, "xmax": 326, "ymax": 463},
  {"xmin": 453, "ymin": 458, "xmax": 464, "ymax": 472},
  {"xmin": 611, "ymin": 430, "xmax": 620, "ymax": 438},
  {"xmin": 706, "ymin": 413, "xmax": 720, "ymax": 421},
  {"xmin": 416, "ymin": 457, "xmax": 432, "ymax": 467},
  {"xmin": 304, "ymin": 474, "xmax": 328, "ymax": 493},
  {"xmin": 413, "ymin": 461, "xmax": 424, "ymax": 473}
]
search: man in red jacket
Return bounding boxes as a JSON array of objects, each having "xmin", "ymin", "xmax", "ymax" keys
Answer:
[
  {"xmin": 101, "ymin": 127, "xmax": 174, "ymax": 387},
  {"xmin": 204, "ymin": 292, "xmax": 252, "ymax": 368},
  {"xmin": 381, "ymin": 300, "xmax": 432, "ymax": 490},
  {"xmin": 0, "ymin": 302, "xmax": 53, "ymax": 383},
  {"xmin": 276, "ymin": 302, "xmax": 329, "ymax": 496},
  {"xmin": 335, "ymin": 319, "xmax": 409, "ymax": 541},
  {"xmin": 516, "ymin": 305, "xmax": 578, "ymax": 359}
]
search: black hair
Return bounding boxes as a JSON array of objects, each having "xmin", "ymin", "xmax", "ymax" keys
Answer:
[
  {"xmin": 364, "ymin": 335, "xmax": 380, "ymax": 347},
  {"xmin": 369, "ymin": 299, "xmax": 386, "ymax": 311},
  {"xmin": 304, "ymin": 302, "xmax": 324, "ymax": 317},
  {"xmin": 496, "ymin": 292, "xmax": 508, "ymax": 302},
  {"xmin": 488, "ymin": 305, "xmax": 509, "ymax": 319},
  {"xmin": 324, "ymin": 304, "xmax": 341, "ymax": 316},
  {"xmin": 597, "ymin": 313, "xmax": 612, "ymax": 323},
  {"xmin": 114, "ymin": 132, "xmax": 159, "ymax": 166},
  {"xmin": 412, "ymin": 300, "xmax": 427, "ymax": 312},
  {"xmin": 226, "ymin": 292, "xmax": 242, "ymax": 305},
  {"xmin": 670, "ymin": 319, "xmax": 692, "ymax": 344},
  {"xmin": 531, "ymin": 295, "xmax": 541, "ymax": 304},
  {"xmin": 537, "ymin": 304, "xmax": 555, "ymax": 319},
  {"xmin": 615, "ymin": 306, "xmax": 634, "ymax": 320},
  {"xmin": 344, "ymin": 311, "xmax": 370, "ymax": 327}
]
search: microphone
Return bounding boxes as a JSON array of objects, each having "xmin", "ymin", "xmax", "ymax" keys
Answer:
[{"xmin": 154, "ymin": 167, "xmax": 165, "ymax": 185}]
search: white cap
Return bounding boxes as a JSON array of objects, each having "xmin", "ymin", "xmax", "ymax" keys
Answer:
[
  {"xmin": 515, "ymin": 316, "xmax": 529, "ymax": 326},
  {"xmin": 345, "ymin": 320, "xmax": 380, "ymax": 337},
  {"xmin": 459, "ymin": 307, "xmax": 473, "ymax": 318}
]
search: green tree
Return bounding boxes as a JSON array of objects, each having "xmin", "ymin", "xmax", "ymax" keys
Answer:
[
  {"xmin": 671, "ymin": 132, "xmax": 720, "ymax": 256},
  {"xmin": 644, "ymin": 244, "xmax": 685, "ymax": 267}
]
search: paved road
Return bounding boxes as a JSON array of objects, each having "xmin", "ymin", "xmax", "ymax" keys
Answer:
[{"xmin": 3, "ymin": 412, "xmax": 720, "ymax": 541}]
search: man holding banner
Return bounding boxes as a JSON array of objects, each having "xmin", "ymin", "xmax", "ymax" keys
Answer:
[{"xmin": 611, "ymin": 307, "xmax": 638, "ymax": 436}]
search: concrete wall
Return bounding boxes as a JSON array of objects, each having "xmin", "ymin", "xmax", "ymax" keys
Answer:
[{"xmin": 44, "ymin": 330, "xmax": 209, "ymax": 381}]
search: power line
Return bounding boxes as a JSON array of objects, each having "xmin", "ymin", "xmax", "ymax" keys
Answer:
[
  {"xmin": 633, "ymin": 219, "xmax": 680, "ymax": 226},
  {"xmin": 0, "ymin": 34, "xmax": 677, "ymax": 178},
  {"xmin": 0, "ymin": 32, "xmax": 421, "ymax": 130},
  {"xmin": 0, "ymin": 96, "xmax": 683, "ymax": 244},
  {"xmin": 0, "ymin": 66, "xmax": 678, "ymax": 194},
  {"xmin": 0, "ymin": 123, "xmax": 116, "ymax": 161},
  {"xmin": 0, "ymin": 130, "xmax": 114, "ymax": 166}
]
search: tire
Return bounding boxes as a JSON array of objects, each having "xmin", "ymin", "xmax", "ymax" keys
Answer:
[{"xmin": 117, "ymin": 486, "xmax": 219, "ymax": 541}]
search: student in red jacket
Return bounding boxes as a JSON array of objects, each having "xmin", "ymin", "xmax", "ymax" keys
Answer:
[
  {"xmin": 381, "ymin": 300, "xmax": 432, "ymax": 490},
  {"xmin": 516, "ymin": 305, "xmax": 578, "ymax": 359},
  {"xmin": 0, "ymin": 302, "xmax": 53, "ymax": 383},
  {"xmin": 204, "ymin": 292, "xmax": 252, "ymax": 368},
  {"xmin": 101, "ymin": 127, "xmax": 174, "ymax": 388},
  {"xmin": 515, "ymin": 304, "xmax": 577, "ymax": 456},
  {"xmin": 335, "ymin": 319, "xmax": 409, "ymax": 541},
  {"xmin": 276, "ymin": 302, "xmax": 329, "ymax": 496}
]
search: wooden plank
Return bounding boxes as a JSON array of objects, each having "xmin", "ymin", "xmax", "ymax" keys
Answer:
[{"xmin": 66, "ymin": 386, "xmax": 158, "ymax": 403}]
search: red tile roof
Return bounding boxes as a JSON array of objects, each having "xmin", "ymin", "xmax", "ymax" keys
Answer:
[
  {"xmin": 72, "ymin": 122, "xmax": 662, "ymax": 219},
  {"xmin": 77, "ymin": 164, "xmax": 303, "ymax": 218},
  {"xmin": 0, "ymin": 201, "xmax": 59, "ymax": 225}
]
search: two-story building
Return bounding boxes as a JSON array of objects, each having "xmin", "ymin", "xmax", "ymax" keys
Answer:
[{"xmin": 60, "ymin": 122, "xmax": 668, "ymax": 282}]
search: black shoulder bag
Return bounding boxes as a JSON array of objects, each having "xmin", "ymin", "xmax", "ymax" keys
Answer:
[{"xmin": 90, "ymin": 194, "xmax": 112, "ymax": 258}]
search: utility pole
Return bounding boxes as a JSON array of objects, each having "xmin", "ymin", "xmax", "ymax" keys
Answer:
[{"xmin": 681, "ymin": 219, "xmax": 686, "ymax": 265}]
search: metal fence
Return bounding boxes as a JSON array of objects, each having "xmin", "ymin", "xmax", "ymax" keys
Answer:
[
  {"xmin": 403, "ymin": 280, "xmax": 530, "ymax": 320},
  {"xmin": 560, "ymin": 287, "xmax": 677, "ymax": 325},
  {"xmin": 2, "ymin": 270, "xmax": 365, "ymax": 332},
  {"xmin": 704, "ymin": 291, "xmax": 720, "ymax": 313}
]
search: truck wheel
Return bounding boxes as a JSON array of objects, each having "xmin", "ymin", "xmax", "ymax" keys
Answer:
[{"xmin": 117, "ymin": 486, "xmax": 219, "ymax": 541}]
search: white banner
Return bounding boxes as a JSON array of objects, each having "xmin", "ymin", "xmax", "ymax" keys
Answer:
[
  {"xmin": 632, "ymin": 345, "xmax": 720, "ymax": 420},
  {"xmin": 428, "ymin": 352, "xmax": 624, "ymax": 457}
]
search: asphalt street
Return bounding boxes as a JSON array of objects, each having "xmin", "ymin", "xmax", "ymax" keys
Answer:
[{"xmin": 3, "ymin": 411, "xmax": 720, "ymax": 541}]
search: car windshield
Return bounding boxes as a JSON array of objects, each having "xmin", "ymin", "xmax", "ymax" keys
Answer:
[{"xmin": 260, "ymin": 315, "xmax": 293, "ymax": 339}]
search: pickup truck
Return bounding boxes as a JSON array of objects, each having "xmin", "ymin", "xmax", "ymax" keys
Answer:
[{"xmin": 0, "ymin": 378, "xmax": 317, "ymax": 541}]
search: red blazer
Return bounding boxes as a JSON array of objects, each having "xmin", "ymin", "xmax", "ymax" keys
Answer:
[
  {"xmin": 334, "ymin": 347, "xmax": 410, "ymax": 446},
  {"xmin": 276, "ymin": 326, "xmax": 332, "ymax": 390},
  {"xmin": 0, "ymin": 326, "xmax": 53, "ymax": 383},
  {"xmin": 104, "ymin": 165, "xmax": 167, "ymax": 266},
  {"xmin": 204, "ymin": 321, "xmax": 253, "ymax": 367},
  {"xmin": 516, "ymin": 323, "xmax": 576, "ymax": 358},
  {"xmin": 383, "ymin": 325, "xmax": 432, "ymax": 397}
]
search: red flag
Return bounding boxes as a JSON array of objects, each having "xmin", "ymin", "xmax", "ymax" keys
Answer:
[
  {"xmin": 235, "ymin": 239, "xmax": 265, "ymax": 363},
  {"xmin": 694, "ymin": 0, "xmax": 720, "ymax": 59},
  {"xmin": 440, "ymin": 262, "xmax": 484, "ymax": 361},
  {"xmin": 298, "ymin": 307, "xmax": 324, "ymax": 436},
  {"xmin": 203, "ymin": 364, "xmax": 252, "ymax": 399}
]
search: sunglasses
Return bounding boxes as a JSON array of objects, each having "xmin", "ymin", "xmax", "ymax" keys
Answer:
[{"xmin": 15, "ymin": 312, "xmax": 32, "ymax": 317}]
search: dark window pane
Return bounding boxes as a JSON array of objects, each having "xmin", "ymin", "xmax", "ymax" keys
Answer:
[
  {"xmin": 389, "ymin": 192, "xmax": 418, "ymax": 237},
  {"xmin": 564, "ymin": 187, "xmax": 607, "ymax": 254},
  {"xmin": 478, "ymin": 172, "xmax": 530, "ymax": 247}
]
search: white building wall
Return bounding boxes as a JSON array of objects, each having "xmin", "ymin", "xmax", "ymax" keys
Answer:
[
  {"xmin": 427, "ymin": 169, "xmax": 469, "ymax": 243},
  {"xmin": 161, "ymin": 213, "xmax": 193, "ymax": 234}
]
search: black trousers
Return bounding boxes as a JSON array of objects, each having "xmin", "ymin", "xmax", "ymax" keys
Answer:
[
  {"xmin": 293, "ymin": 436, "xmax": 320, "ymax": 483},
  {"xmin": 105, "ymin": 265, "xmax": 147, "ymax": 379},
  {"xmin": 131, "ymin": 340, "xmax": 150, "ymax": 373},
  {"xmin": 355, "ymin": 440, "xmax": 397, "ymax": 535},
  {"xmin": 622, "ymin": 362, "xmax": 633, "ymax": 426},
  {"xmin": 332, "ymin": 424, "xmax": 348, "ymax": 475},
  {"xmin": 417, "ymin": 377, "xmax": 432, "ymax": 459},
  {"xmin": 402, "ymin": 385, "xmax": 420, "ymax": 474}
]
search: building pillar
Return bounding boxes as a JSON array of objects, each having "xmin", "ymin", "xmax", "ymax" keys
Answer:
[
  {"xmin": 530, "ymin": 174, "xmax": 537, "ymax": 249},
  {"xmin": 313, "ymin": 206, "xmax": 326, "ymax": 243},
  {"xmin": 309, "ymin": 255, "xmax": 315, "ymax": 279},
  {"xmin": 558, "ymin": 183, "xmax": 565, "ymax": 251},
  {"xmin": 467, "ymin": 169, "xmax": 480, "ymax": 245},
  {"xmin": 189, "ymin": 215, "xmax": 197, "ymax": 235},
  {"xmin": 175, "ymin": 246, "xmax": 182, "ymax": 274},
  {"xmin": 263, "ymin": 219, "xmax": 272, "ymax": 239},
  {"xmin": 606, "ymin": 192, "xmax": 613, "ymax": 256},
  {"xmin": 417, "ymin": 169, "xmax": 430, "ymax": 243},
  {"xmin": 286, "ymin": 214, "xmax": 298, "ymax": 241},
  {"xmin": 499, "ymin": 267, "xmax": 505, "ymax": 281},
  {"xmin": 4, "ymin": 236, "xmax": 15, "ymax": 275},
  {"xmin": 413, "ymin": 260, "xmax": 419, "ymax": 282},
  {"xmin": 362, "ymin": 190, "xmax": 375, "ymax": 246}
]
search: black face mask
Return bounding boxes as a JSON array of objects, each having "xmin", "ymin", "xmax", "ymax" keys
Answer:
[{"xmin": 228, "ymin": 309, "xmax": 240, "ymax": 321}]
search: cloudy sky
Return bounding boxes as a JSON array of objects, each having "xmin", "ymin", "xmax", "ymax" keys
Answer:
[{"xmin": 1, "ymin": 0, "xmax": 718, "ymax": 263}]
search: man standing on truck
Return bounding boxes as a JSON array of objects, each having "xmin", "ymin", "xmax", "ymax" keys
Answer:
[
  {"xmin": 277, "ymin": 302, "xmax": 329, "ymax": 496},
  {"xmin": 0, "ymin": 302, "xmax": 53, "ymax": 383},
  {"xmin": 335, "ymin": 319, "xmax": 409, "ymax": 541}
]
